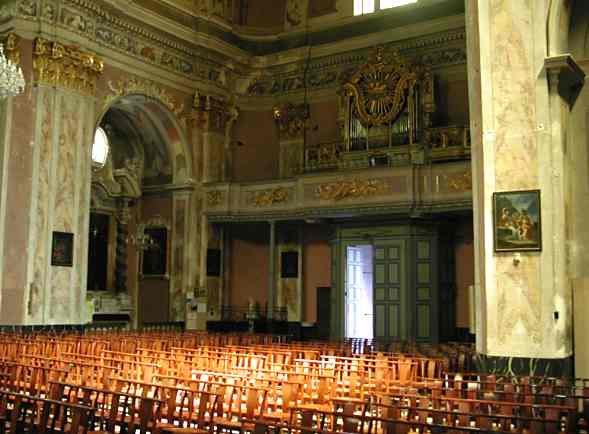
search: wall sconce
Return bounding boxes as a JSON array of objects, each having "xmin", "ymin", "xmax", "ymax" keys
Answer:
[{"xmin": 513, "ymin": 252, "xmax": 521, "ymax": 266}]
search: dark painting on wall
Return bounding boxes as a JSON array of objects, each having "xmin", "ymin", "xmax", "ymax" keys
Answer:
[
  {"xmin": 493, "ymin": 189, "xmax": 541, "ymax": 252},
  {"xmin": 142, "ymin": 227, "xmax": 168, "ymax": 276},
  {"xmin": 207, "ymin": 249, "xmax": 221, "ymax": 277},
  {"xmin": 51, "ymin": 232, "xmax": 74, "ymax": 267},
  {"xmin": 281, "ymin": 251, "xmax": 298, "ymax": 278}
]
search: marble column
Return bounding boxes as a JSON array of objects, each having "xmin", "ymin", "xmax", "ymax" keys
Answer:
[
  {"xmin": 466, "ymin": 1, "xmax": 573, "ymax": 365},
  {"xmin": 170, "ymin": 189, "xmax": 192, "ymax": 322},
  {"xmin": 0, "ymin": 38, "xmax": 104, "ymax": 326},
  {"xmin": 115, "ymin": 199, "xmax": 131, "ymax": 293}
]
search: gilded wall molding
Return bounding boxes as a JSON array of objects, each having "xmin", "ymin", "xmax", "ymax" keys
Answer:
[
  {"xmin": 315, "ymin": 178, "xmax": 389, "ymax": 202},
  {"xmin": 2, "ymin": 33, "xmax": 21, "ymax": 64},
  {"xmin": 206, "ymin": 190, "xmax": 224, "ymax": 207},
  {"xmin": 443, "ymin": 172, "xmax": 471, "ymax": 192},
  {"xmin": 105, "ymin": 77, "xmax": 184, "ymax": 116},
  {"xmin": 32, "ymin": 37, "xmax": 104, "ymax": 96},
  {"xmin": 249, "ymin": 187, "xmax": 290, "ymax": 207}
]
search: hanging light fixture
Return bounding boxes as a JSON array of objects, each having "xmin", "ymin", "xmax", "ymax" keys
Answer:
[{"xmin": 0, "ymin": 44, "xmax": 25, "ymax": 99}]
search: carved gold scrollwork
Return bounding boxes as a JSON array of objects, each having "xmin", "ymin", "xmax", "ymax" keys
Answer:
[
  {"xmin": 273, "ymin": 102, "xmax": 308, "ymax": 138},
  {"xmin": 445, "ymin": 172, "xmax": 472, "ymax": 192},
  {"xmin": 343, "ymin": 47, "xmax": 417, "ymax": 127},
  {"xmin": 3, "ymin": 33, "xmax": 21, "ymax": 65},
  {"xmin": 250, "ymin": 187, "xmax": 290, "ymax": 207},
  {"xmin": 106, "ymin": 77, "xmax": 184, "ymax": 116},
  {"xmin": 33, "ymin": 37, "xmax": 104, "ymax": 96},
  {"xmin": 315, "ymin": 178, "xmax": 388, "ymax": 201},
  {"xmin": 206, "ymin": 190, "xmax": 224, "ymax": 207}
]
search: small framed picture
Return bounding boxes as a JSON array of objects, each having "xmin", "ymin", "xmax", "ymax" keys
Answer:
[
  {"xmin": 51, "ymin": 231, "xmax": 74, "ymax": 267},
  {"xmin": 493, "ymin": 189, "xmax": 541, "ymax": 252}
]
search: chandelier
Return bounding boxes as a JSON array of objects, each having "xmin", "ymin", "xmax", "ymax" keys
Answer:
[
  {"xmin": 127, "ymin": 224, "xmax": 159, "ymax": 251},
  {"xmin": 0, "ymin": 44, "xmax": 25, "ymax": 99}
]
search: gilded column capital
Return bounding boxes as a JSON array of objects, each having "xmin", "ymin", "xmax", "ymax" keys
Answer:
[
  {"xmin": 33, "ymin": 37, "xmax": 104, "ymax": 96},
  {"xmin": 3, "ymin": 33, "xmax": 21, "ymax": 65}
]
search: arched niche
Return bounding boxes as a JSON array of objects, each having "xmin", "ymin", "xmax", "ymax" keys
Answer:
[{"xmin": 89, "ymin": 94, "xmax": 194, "ymax": 328}]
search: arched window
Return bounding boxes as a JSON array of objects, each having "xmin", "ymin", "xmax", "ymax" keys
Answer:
[
  {"xmin": 91, "ymin": 126, "xmax": 109, "ymax": 167},
  {"xmin": 354, "ymin": 0, "xmax": 417, "ymax": 16}
]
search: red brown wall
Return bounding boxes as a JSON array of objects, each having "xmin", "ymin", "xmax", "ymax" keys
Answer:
[
  {"xmin": 454, "ymin": 218, "xmax": 474, "ymax": 329},
  {"xmin": 307, "ymin": 100, "xmax": 339, "ymax": 147},
  {"xmin": 229, "ymin": 223, "xmax": 269, "ymax": 309},
  {"xmin": 436, "ymin": 79, "xmax": 470, "ymax": 126},
  {"xmin": 232, "ymin": 110, "xmax": 279, "ymax": 181},
  {"xmin": 245, "ymin": 0, "xmax": 286, "ymax": 28},
  {"xmin": 303, "ymin": 224, "xmax": 331, "ymax": 323},
  {"xmin": 137, "ymin": 195, "xmax": 173, "ymax": 324}
]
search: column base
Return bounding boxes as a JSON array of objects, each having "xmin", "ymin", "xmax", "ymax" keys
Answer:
[{"xmin": 474, "ymin": 353, "xmax": 574, "ymax": 378}]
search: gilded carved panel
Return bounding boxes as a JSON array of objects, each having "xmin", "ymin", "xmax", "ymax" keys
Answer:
[{"xmin": 33, "ymin": 37, "xmax": 104, "ymax": 96}]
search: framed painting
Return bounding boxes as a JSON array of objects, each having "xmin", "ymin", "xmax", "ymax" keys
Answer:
[
  {"xmin": 493, "ymin": 189, "xmax": 541, "ymax": 252},
  {"xmin": 141, "ymin": 227, "xmax": 168, "ymax": 276},
  {"xmin": 51, "ymin": 231, "xmax": 74, "ymax": 266}
]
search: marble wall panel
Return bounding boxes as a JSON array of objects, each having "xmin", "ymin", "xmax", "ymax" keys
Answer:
[
  {"xmin": 29, "ymin": 90, "xmax": 53, "ymax": 323},
  {"xmin": 170, "ymin": 195, "xmax": 188, "ymax": 321}
]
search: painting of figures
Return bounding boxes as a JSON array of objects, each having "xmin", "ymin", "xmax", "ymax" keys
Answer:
[{"xmin": 493, "ymin": 190, "xmax": 542, "ymax": 252}]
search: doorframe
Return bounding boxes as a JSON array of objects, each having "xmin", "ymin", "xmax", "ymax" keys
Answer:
[{"xmin": 344, "ymin": 243, "xmax": 374, "ymax": 339}]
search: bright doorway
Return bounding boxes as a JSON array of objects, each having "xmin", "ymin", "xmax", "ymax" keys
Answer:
[{"xmin": 345, "ymin": 245, "xmax": 374, "ymax": 339}]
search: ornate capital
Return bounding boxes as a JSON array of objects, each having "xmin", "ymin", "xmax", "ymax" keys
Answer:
[
  {"xmin": 3, "ymin": 33, "xmax": 21, "ymax": 65},
  {"xmin": 273, "ymin": 102, "xmax": 308, "ymax": 139},
  {"xmin": 33, "ymin": 37, "xmax": 104, "ymax": 96}
]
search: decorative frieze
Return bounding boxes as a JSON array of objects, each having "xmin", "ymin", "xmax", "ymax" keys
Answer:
[
  {"xmin": 248, "ymin": 187, "xmax": 290, "ymax": 207},
  {"xmin": 315, "ymin": 178, "xmax": 389, "ymax": 202},
  {"xmin": 443, "ymin": 172, "xmax": 472, "ymax": 192},
  {"xmin": 206, "ymin": 190, "xmax": 224, "ymax": 207},
  {"xmin": 106, "ymin": 77, "xmax": 184, "ymax": 116},
  {"xmin": 32, "ymin": 37, "xmax": 104, "ymax": 95}
]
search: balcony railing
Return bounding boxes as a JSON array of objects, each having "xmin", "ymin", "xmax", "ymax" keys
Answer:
[{"xmin": 303, "ymin": 126, "xmax": 470, "ymax": 173}]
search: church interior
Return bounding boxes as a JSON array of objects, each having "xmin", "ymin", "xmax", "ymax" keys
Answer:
[{"xmin": 0, "ymin": 0, "xmax": 588, "ymax": 432}]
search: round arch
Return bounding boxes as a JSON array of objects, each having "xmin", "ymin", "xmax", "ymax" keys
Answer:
[
  {"xmin": 546, "ymin": 0, "xmax": 574, "ymax": 56},
  {"xmin": 95, "ymin": 93, "xmax": 193, "ymax": 185}
]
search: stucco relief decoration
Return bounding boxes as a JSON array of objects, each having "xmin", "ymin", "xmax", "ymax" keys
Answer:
[
  {"xmin": 444, "ymin": 172, "xmax": 471, "ymax": 192},
  {"xmin": 249, "ymin": 188, "xmax": 290, "ymax": 207},
  {"xmin": 33, "ymin": 38, "xmax": 104, "ymax": 96},
  {"xmin": 273, "ymin": 103, "xmax": 308, "ymax": 138},
  {"xmin": 344, "ymin": 47, "xmax": 417, "ymax": 127},
  {"xmin": 206, "ymin": 190, "xmax": 224, "ymax": 207},
  {"xmin": 2, "ymin": 33, "xmax": 21, "ymax": 65},
  {"xmin": 315, "ymin": 178, "xmax": 388, "ymax": 201},
  {"xmin": 18, "ymin": 0, "xmax": 36, "ymax": 17},
  {"xmin": 106, "ymin": 78, "xmax": 184, "ymax": 116},
  {"xmin": 286, "ymin": 0, "xmax": 306, "ymax": 27}
]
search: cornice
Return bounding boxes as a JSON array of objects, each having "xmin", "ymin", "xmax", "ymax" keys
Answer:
[{"xmin": 205, "ymin": 199, "xmax": 472, "ymax": 223}]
